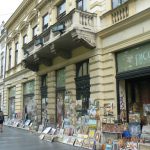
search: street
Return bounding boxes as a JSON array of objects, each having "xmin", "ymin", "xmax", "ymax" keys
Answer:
[{"xmin": 0, "ymin": 127, "xmax": 87, "ymax": 150}]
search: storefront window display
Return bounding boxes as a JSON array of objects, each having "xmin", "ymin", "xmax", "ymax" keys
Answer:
[
  {"xmin": 8, "ymin": 87, "xmax": 16, "ymax": 119},
  {"xmin": 75, "ymin": 60, "xmax": 90, "ymax": 115},
  {"xmin": 23, "ymin": 80, "xmax": 35, "ymax": 121},
  {"xmin": 40, "ymin": 74, "xmax": 48, "ymax": 126},
  {"xmin": 56, "ymin": 68, "xmax": 65, "ymax": 128},
  {"xmin": 116, "ymin": 42, "xmax": 150, "ymax": 144}
]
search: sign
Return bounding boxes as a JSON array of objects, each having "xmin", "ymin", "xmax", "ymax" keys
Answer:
[
  {"xmin": 117, "ymin": 43, "xmax": 150, "ymax": 73},
  {"xmin": 52, "ymin": 24, "xmax": 65, "ymax": 33}
]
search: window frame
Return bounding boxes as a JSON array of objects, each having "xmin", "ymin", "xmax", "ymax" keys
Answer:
[
  {"xmin": 77, "ymin": 0, "xmax": 84, "ymax": 11},
  {"xmin": 75, "ymin": 60, "xmax": 90, "ymax": 115},
  {"xmin": 32, "ymin": 25, "xmax": 38, "ymax": 38},
  {"xmin": 23, "ymin": 34, "xmax": 28, "ymax": 45},
  {"xmin": 8, "ymin": 48, "xmax": 12, "ymax": 69},
  {"xmin": 42, "ymin": 13, "xmax": 49, "ymax": 31},
  {"xmin": 57, "ymin": 0, "xmax": 66, "ymax": 19},
  {"xmin": 1, "ymin": 53, "xmax": 4, "ymax": 76},
  {"xmin": 15, "ymin": 42, "xmax": 19, "ymax": 65},
  {"xmin": 112, "ymin": 0, "xmax": 128, "ymax": 9}
]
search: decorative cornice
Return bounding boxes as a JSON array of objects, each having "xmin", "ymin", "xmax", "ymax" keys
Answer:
[
  {"xmin": 4, "ymin": 68, "xmax": 30, "ymax": 82},
  {"xmin": 4, "ymin": 0, "xmax": 32, "ymax": 29}
]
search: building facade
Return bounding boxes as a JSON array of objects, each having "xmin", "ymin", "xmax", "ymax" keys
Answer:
[
  {"xmin": 98, "ymin": 0, "xmax": 150, "ymax": 124},
  {"xmin": 4, "ymin": 0, "xmax": 150, "ymax": 129},
  {"xmin": 0, "ymin": 22, "xmax": 7, "ymax": 111}
]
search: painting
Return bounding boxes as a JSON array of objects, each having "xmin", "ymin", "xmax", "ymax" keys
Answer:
[{"xmin": 104, "ymin": 103, "xmax": 113, "ymax": 116}]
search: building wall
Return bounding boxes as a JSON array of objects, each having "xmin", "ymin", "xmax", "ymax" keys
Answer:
[
  {"xmin": 3, "ymin": 0, "xmax": 150, "ymax": 123},
  {"xmin": 0, "ymin": 22, "xmax": 6, "ymax": 111}
]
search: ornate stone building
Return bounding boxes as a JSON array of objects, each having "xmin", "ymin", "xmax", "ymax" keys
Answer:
[
  {"xmin": 0, "ymin": 22, "xmax": 6, "ymax": 111},
  {"xmin": 4, "ymin": 0, "xmax": 150, "ymax": 127}
]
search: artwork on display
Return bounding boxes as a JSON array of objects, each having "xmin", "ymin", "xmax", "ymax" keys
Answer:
[
  {"xmin": 63, "ymin": 118, "xmax": 71, "ymax": 128},
  {"xmin": 50, "ymin": 128, "xmax": 56, "ymax": 135},
  {"xmin": 82, "ymin": 138, "xmax": 90, "ymax": 149},
  {"xmin": 42, "ymin": 127, "xmax": 51, "ymax": 134},
  {"xmin": 126, "ymin": 142, "xmax": 138, "ymax": 150},
  {"xmin": 128, "ymin": 123, "xmax": 141, "ymax": 137},
  {"xmin": 76, "ymin": 100, "xmax": 82, "ymax": 111},
  {"xmin": 74, "ymin": 137, "xmax": 84, "ymax": 147},
  {"xmin": 129, "ymin": 113, "xmax": 141, "ymax": 123},
  {"xmin": 89, "ymin": 139, "xmax": 95, "ymax": 150},
  {"xmin": 67, "ymin": 136, "xmax": 76, "ymax": 145},
  {"xmin": 57, "ymin": 93, "xmax": 64, "ymax": 128},
  {"xmin": 88, "ymin": 129, "xmax": 96, "ymax": 138},
  {"xmin": 110, "ymin": 117, "xmax": 115, "ymax": 124},
  {"xmin": 38, "ymin": 125, "xmax": 44, "ymax": 133},
  {"xmin": 104, "ymin": 103, "xmax": 113, "ymax": 116},
  {"xmin": 143, "ymin": 104, "xmax": 150, "ymax": 116},
  {"xmin": 105, "ymin": 144, "xmax": 113, "ymax": 150},
  {"xmin": 102, "ymin": 118, "xmax": 107, "ymax": 123},
  {"xmin": 39, "ymin": 134, "xmax": 45, "ymax": 140},
  {"xmin": 25, "ymin": 120, "xmax": 31, "ymax": 126},
  {"xmin": 62, "ymin": 136, "xmax": 70, "ymax": 144},
  {"xmin": 95, "ymin": 130, "xmax": 101, "ymax": 143},
  {"xmin": 88, "ymin": 119, "xmax": 97, "ymax": 129},
  {"xmin": 59, "ymin": 129, "xmax": 64, "ymax": 136},
  {"xmin": 112, "ymin": 140, "xmax": 119, "ymax": 150}
]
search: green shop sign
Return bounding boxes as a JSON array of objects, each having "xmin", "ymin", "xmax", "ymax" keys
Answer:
[{"xmin": 117, "ymin": 43, "xmax": 150, "ymax": 73}]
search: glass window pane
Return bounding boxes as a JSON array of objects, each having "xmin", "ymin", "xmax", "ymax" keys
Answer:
[
  {"xmin": 83, "ymin": 62, "xmax": 88, "ymax": 76},
  {"xmin": 77, "ymin": 0, "xmax": 83, "ymax": 10},
  {"xmin": 43, "ymin": 14, "xmax": 49, "ymax": 26},
  {"xmin": 24, "ymin": 81, "xmax": 35, "ymax": 95},
  {"xmin": 78, "ymin": 66, "xmax": 82, "ymax": 77},
  {"xmin": 56, "ymin": 69, "xmax": 65, "ymax": 87},
  {"xmin": 33, "ymin": 25, "xmax": 38, "ymax": 37},
  {"xmin": 9, "ymin": 87, "xmax": 16, "ymax": 97},
  {"xmin": 23, "ymin": 35, "xmax": 28, "ymax": 44},
  {"xmin": 58, "ymin": 1, "xmax": 66, "ymax": 16},
  {"xmin": 112, "ymin": 0, "xmax": 121, "ymax": 8}
]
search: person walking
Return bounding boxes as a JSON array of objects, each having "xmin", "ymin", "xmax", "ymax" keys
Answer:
[{"xmin": 0, "ymin": 111, "xmax": 4, "ymax": 132}]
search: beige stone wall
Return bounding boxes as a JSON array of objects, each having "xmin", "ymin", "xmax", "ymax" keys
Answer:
[
  {"xmin": 4, "ymin": 70, "xmax": 36, "ymax": 117},
  {"xmin": 34, "ymin": 75, "xmax": 41, "ymax": 122},
  {"xmin": 89, "ymin": 51, "xmax": 117, "ymax": 117},
  {"xmin": 65, "ymin": 64, "xmax": 76, "ymax": 100}
]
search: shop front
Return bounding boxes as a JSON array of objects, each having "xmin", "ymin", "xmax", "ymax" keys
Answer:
[
  {"xmin": 116, "ymin": 42, "xmax": 150, "ymax": 143},
  {"xmin": 23, "ymin": 80, "xmax": 35, "ymax": 122},
  {"xmin": 56, "ymin": 68, "xmax": 65, "ymax": 128},
  {"xmin": 40, "ymin": 74, "xmax": 48, "ymax": 126},
  {"xmin": 8, "ymin": 87, "xmax": 16, "ymax": 119}
]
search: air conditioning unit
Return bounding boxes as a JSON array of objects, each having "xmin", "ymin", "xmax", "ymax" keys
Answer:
[{"xmin": 35, "ymin": 38, "xmax": 43, "ymax": 46}]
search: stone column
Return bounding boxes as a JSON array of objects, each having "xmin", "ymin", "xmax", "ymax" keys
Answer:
[
  {"xmin": 34, "ymin": 75, "xmax": 41, "ymax": 124},
  {"xmin": 65, "ymin": 64, "xmax": 76, "ymax": 100},
  {"xmin": 15, "ymin": 83, "xmax": 22, "ymax": 117}
]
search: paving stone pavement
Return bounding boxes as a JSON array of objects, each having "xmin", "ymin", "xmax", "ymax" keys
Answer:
[{"xmin": 0, "ymin": 126, "xmax": 88, "ymax": 150}]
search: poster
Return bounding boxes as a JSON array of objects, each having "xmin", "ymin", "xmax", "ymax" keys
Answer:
[{"xmin": 104, "ymin": 103, "xmax": 113, "ymax": 116}]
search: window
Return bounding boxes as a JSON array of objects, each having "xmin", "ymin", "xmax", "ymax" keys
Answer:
[
  {"xmin": 8, "ymin": 48, "xmax": 12, "ymax": 69},
  {"xmin": 77, "ymin": 0, "xmax": 87, "ymax": 11},
  {"xmin": 112, "ymin": 0, "xmax": 128, "ymax": 8},
  {"xmin": 76, "ymin": 60, "xmax": 90, "ymax": 115},
  {"xmin": 1, "ymin": 53, "xmax": 3, "ymax": 76},
  {"xmin": 23, "ymin": 34, "xmax": 28, "ymax": 45},
  {"xmin": 56, "ymin": 68, "xmax": 65, "ymax": 128},
  {"xmin": 43, "ymin": 13, "xmax": 49, "ymax": 31},
  {"xmin": 57, "ymin": 0, "xmax": 66, "ymax": 18},
  {"xmin": 41, "ymin": 74, "xmax": 48, "ymax": 123},
  {"xmin": 15, "ymin": 42, "xmax": 18, "ymax": 65},
  {"xmin": 32, "ymin": 25, "xmax": 38, "ymax": 38}
]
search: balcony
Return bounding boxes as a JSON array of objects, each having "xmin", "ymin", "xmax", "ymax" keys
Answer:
[
  {"xmin": 22, "ymin": 9, "xmax": 97, "ymax": 72},
  {"xmin": 100, "ymin": 0, "xmax": 134, "ymax": 28}
]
